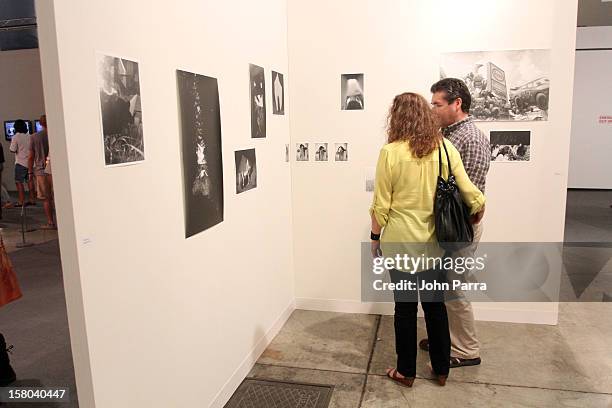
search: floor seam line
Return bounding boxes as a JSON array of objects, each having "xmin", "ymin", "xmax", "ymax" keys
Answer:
[
  {"xmin": 366, "ymin": 372, "xmax": 612, "ymax": 396},
  {"xmin": 358, "ymin": 314, "xmax": 382, "ymax": 408},
  {"xmin": 253, "ymin": 361, "xmax": 367, "ymax": 376}
]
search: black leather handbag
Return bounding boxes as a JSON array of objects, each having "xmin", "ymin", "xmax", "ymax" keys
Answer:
[{"xmin": 434, "ymin": 140, "xmax": 474, "ymax": 252}]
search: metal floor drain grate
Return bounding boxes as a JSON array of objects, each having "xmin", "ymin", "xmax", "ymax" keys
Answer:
[{"xmin": 225, "ymin": 378, "xmax": 334, "ymax": 408}]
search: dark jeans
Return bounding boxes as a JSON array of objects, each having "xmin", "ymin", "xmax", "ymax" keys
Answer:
[{"xmin": 389, "ymin": 268, "xmax": 450, "ymax": 377}]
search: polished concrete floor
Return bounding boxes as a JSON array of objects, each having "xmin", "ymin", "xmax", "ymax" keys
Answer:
[{"xmin": 248, "ymin": 190, "xmax": 612, "ymax": 407}]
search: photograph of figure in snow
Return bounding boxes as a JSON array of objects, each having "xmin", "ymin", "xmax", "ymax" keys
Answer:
[
  {"xmin": 440, "ymin": 49, "xmax": 550, "ymax": 121},
  {"xmin": 490, "ymin": 130, "xmax": 531, "ymax": 162},
  {"xmin": 315, "ymin": 143, "xmax": 328, "ymax": 161},
  {"xmin": 250, "ymin": 64, "xmax": 266, "ymax": 138},
  {"xmin": 272, "ymin": 71, "xmax": 284, "ymax": 115},
  {"xmin": 296, "ymin": 143, "xmax": 309, "ymax": 161},
  {"xmin": 335, "ymin": 143, "xmax": 348, "ymax": 161},
  {"xmin": 177, "ymin": 70, "xmax": 224, "ymax": 238},
  {"xmin": 97, "ymin": 54, "xmax": 145, "ymax": 165},
  {"xmin": 235, "ymin": 149, "xmax": 257, "ymax": 194},
  {"xmin": 341, "ymin": 73, "xmax": 364, "ymax": 110}
]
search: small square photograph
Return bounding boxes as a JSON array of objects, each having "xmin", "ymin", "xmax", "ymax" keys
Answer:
[
  {"xmin": 490, "ymin": 130, "xmax": 531, "ymax": 162},
  {"xmin": 335, "ymin": 143, "xmax": 348, "ymax": 161},
  {"xmin": 296, "ymin": 143, "xmax": 309, "ymax": 161},
  {"xmin": 272, "ymin": 71, "xmax": 285, "ymax": 115},
  {"xmin": 314, "ymin": 143, "xmax": 328, "ymax": 161},
  {"xmin": 341, "ymin": 73, "xmax": 364, "ymax": 110},
  {"xmin": 285, "ymin": 144, "xmax": 289, "ymax": 162},
  {"xmin": 235, "ymin": 148, "xmax": 257, "ymax": 193}
]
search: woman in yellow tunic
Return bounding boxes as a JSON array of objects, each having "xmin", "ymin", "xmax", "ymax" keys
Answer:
[{"xmin": 369, "ymin": 93, "xmax": 485, "ymax": 387}]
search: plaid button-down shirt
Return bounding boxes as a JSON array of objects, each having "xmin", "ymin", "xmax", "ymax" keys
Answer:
[{"xmin": 442, "ymin": 116, "xmax": 490, "ymax": 193}]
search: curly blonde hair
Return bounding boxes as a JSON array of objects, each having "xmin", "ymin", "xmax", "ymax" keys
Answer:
[{"xmin": 386, "ymin": 92, "xmax": 442, "ymax": 158}]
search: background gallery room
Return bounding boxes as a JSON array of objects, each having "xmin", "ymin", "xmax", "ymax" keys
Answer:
[{"xmin": 14, "ymin": 0, "xmax": 612, "ymax": 407}]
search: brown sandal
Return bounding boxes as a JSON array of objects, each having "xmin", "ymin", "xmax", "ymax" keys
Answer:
[{"xmin": 386, "ymin": 368, "xmax": 415, "ymax": 387}]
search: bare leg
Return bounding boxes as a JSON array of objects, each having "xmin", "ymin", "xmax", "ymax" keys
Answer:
[{"xmin": 16, "ymin": 183, "xmax": 25, "ymax": 206}]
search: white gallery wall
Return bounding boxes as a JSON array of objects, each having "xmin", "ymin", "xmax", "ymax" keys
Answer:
[
  {"xmin": 288, "ymin": 0, "xmax": 578, "ymax": 323},
  {"xmin": 0, "ymin": 49, "xmax": 45, "ymax": 188},
  {"xmin": 568, "ymin": 26, "xmax": 612, "ymax": 189},
  {"xmin": 36, "ymin": 0, "xmax": 293, "ymax": 407}
]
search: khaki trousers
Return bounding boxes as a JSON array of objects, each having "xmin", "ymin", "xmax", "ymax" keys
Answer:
[{"xmin": 445, "ymin": 220, "xmax": 483, "ymax": 359}]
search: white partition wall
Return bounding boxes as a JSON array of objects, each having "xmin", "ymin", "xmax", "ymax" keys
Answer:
[
  {"xmin": 36, "ymin": 0, "xmax": 294, "ymax": 407},
  {"xmin": 288, "ymin": 0, "xmax": 578, "ymax": 323},
  {"xmin": 569, "ymin": 27, "xmax": 612, "ymax": 189}
]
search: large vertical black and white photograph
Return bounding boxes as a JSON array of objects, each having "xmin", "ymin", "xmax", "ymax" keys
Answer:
[
  {"xmin": 235, "ymin": 149, "xmax": 257, "ymax": 194},
  {"xmin": 250, "ymin": 64, "xmax": 266, "ymax": 138},
  {"xmin": 490, "ymin": 130, "xmax": 531, "ymax": 162},
  {"xmin": 341, "ymin": 73, "xmax": 364, "ymax": 110},
  {"xmin": 440, "ymin": 49, "xmax": 550, "ymax": 121},
  {"xmin": 335, "ymin": 143, "xmax": 348, "ymax": 161},
  {"xmin": 296, "ymin": 143, "xmax": 309, "ymax": 161},
  {"xmin": 97, "ymin": 54, "xmax": 145, "ymax": 166},
  {"xmin": 314, "ymin": 143, "xmax": 328, "ymax": 161},
  {"xmin": 177, "ymin": 70, "xmax": 224, "ymax": 238},
  {"xmin": 272, "ymin": 71, "xmax": 285, "ymax": 115}
]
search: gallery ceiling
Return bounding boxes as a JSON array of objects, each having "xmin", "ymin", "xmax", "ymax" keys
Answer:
[
  {"xmin": 578, "ymin": 0, "xmax": 612, "ymax": 26},
  {"xmin": 0, "ymin": 1, "xmax": 608, "ymax": 52},
  {"xmin": 0, "ymin": 0, "xmax": 37, "ymax": 51}
]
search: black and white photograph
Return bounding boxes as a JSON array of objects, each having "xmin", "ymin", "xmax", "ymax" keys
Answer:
[
  {"xmin": 490, "ymin": 130, "xmax": 531, "ymax": 162},
  {"xmin": 335, "ymin": 143, "xmax": 348, "ymax": 161},
  {"xmin": 440, "ymin": 49, "xmax": 551, "ymax": 121},
  {"xmin": 250, "ymin": 64, "xmax": 266, "ymax": 138},
  {"xmin": 296, "ymin": 143, "xmax": 309, "ymax": 161},
  {"xmin": 272, "ymin": 71, "xmax": 284, "ymax": 115},
  {"xmin": 285, "ymin": 144, "xmax": 289, "ymax": 162},
  {"xmin": 341, "ymin": 73, "xmax": 364, "ymax": 110},
  {"xmin": 97, "ymin": 53, "xmax": 145, "ymax": 166},
  {"xmin": 235, "ymin": 149, "xmax": 257, "ymax": 194},
  {"xmin": 177, "ymin": 69, "xmax": 224, "ymax": 238},
  {"xmin": 314, "ymin": 143, "xmax": 328, "ymax": 161}
]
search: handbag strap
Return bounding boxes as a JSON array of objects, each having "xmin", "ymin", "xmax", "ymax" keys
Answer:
[{"xmin": 437, "ymin": 138, "xmax": 453, "ymax": 179}]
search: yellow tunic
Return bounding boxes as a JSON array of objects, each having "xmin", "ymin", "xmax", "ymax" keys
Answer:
[{"xmin": 369, "ymin": 139, "xmax": 485, "ymax": 267}]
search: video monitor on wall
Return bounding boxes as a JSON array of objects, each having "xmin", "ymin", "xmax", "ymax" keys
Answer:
[{"xmin": 4, "ymin": 120, "xmax": 33, "ymax": 141}]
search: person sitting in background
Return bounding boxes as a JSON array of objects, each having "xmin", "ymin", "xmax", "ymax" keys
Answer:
[
  {"xmin": 29, "ymin": 115, "xmax": 55, "ymax": 229},
  {"xmin": 8, "ymin": 120, "xmax": 36, "ymax": 208},
  {"xmin": 370, "ymin": 93, "xmax": 485, "ymax": 388}
]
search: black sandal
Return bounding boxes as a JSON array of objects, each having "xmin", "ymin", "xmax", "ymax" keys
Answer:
[{"xmin": 450, "ymin": 356, "xmax": 481, "ymax": 368}]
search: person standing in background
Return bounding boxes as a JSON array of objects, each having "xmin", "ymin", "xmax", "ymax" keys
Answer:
[
  {"xmin": 9, "ymin": 120, "xmax": 35, "ymax": 207},
  {"xmin": 29, "ymin": 115, "xmax": 55, "ymax": 229}
]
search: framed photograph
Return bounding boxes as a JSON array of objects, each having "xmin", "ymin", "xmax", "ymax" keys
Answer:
[
  {"xmin": 490, "ymin": 130, "xmax": 531, "ymax": 162},
  {"xmin": 250, "ymin": 64, "xmax": 266, "ymax": 138},
  {"xmin": 235, "ymin": 148, "xmax": 257, "ymax": 194},
  {"xmin": 341, "ymin": 73, "xmax": 364, "ymax": 110}
]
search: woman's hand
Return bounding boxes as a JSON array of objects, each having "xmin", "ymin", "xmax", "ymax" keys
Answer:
[{"xmin": 371, "ymin": 240, "xmax": 382, "ymax": 258}]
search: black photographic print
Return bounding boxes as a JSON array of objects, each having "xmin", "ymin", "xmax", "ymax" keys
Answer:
[
  {"xmin": 235, "ymin": 149, "xmax": 257, "ymax": 194},
  {"xmin": 335, "ymin": 143, "xmax": 348, "ymax": 161},
  {"xmin": 296, "ymin": 143, "xmax": 309, "ymax": 161},
  {"xmin": 441, "ymin": 50, "xmax": 550, "ymax": 121},
  {"xmin": 97, "ymin": 54, "xmax": 145, "ymax": 166},
  {"xmin": 315, "ymin": 143, "xmax": 328, "ymax": 161},
  {"xmin": 250, "ymin": 64, "xmax": 266, "ymax": 138},
  {"xmin": 341, "ymin": 73, "xmax": 364, "ymax": 110},
  {"xmin": 490, "ymin": 130, "xmax": 531, "ymax": 162},
  {"xmin": 272, "ymin": 71, "xmax": 285, "ymax": 115},
  {"xmin": 177, "ymin": 70, "xmax": 224, "ymax": 238}
]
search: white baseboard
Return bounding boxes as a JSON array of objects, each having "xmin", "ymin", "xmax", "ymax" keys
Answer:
[
  {"xmin": 295, "ymin": 298, "xmax": 558, "ymax": 325},
  {"xmin": 210, "ymin": 299, "xmax": 296, "ymax": 408}
]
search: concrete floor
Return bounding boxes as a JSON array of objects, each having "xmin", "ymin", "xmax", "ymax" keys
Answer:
[{"xmin": 248, "ymin": 190, "xmax": 612, "ymax": 407}]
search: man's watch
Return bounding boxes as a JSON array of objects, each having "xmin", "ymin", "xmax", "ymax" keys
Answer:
[{"xmin": 370, "ymin": 231, "xmax": 381, "ymax": 241}]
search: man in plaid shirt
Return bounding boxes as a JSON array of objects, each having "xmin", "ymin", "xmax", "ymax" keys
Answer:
[{"xmin": 419, "ymin": 78, "xmax": 490, "ymax": 369}]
